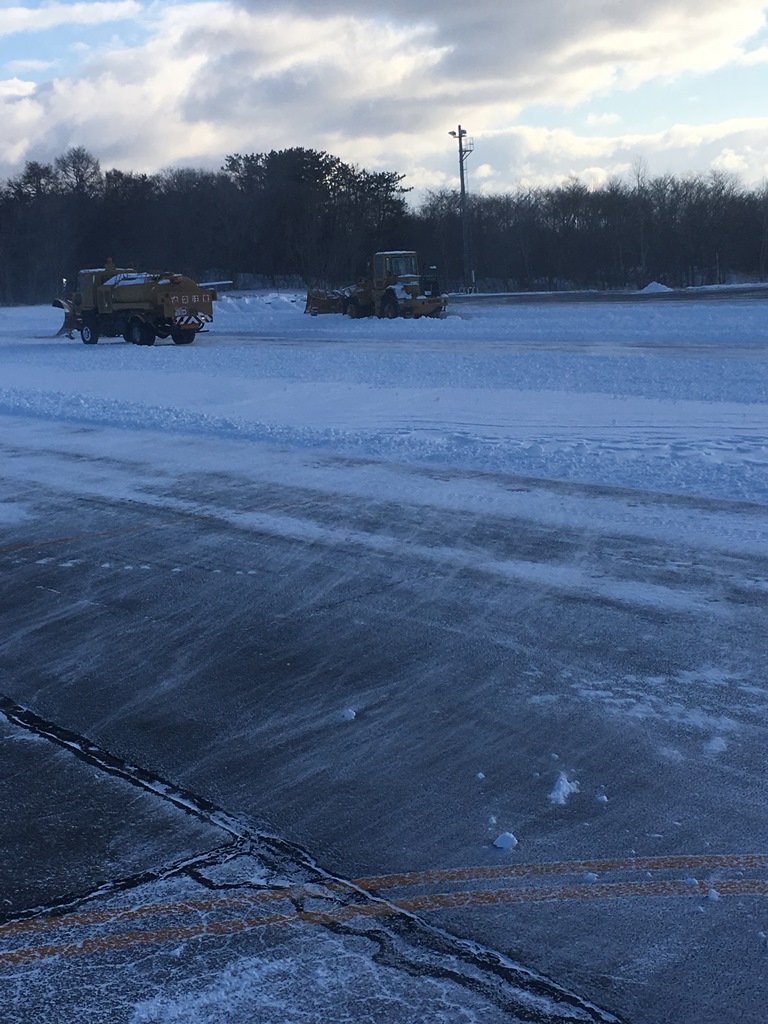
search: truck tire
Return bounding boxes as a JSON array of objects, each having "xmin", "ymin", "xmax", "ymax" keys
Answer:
[
  {"xmin": 171, "ymin": 331, "xmax": 195, "ymax": 345},
  {"xmin": 128, "ymin": 318, "xmax": 155, "ymax": 346},
  {"xmin": 80, "ymin": 322, "xmax": 99, "ymax": 345}
]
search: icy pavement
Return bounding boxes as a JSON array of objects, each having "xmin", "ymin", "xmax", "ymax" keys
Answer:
[{"xmin": 1, "ymin": 294, "xmax": 767, "ymax": 1022}]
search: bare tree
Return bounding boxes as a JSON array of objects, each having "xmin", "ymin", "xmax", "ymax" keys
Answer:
[{"xmin": 54, "ymin": 147, "xmax": 103, "ymax": 196}]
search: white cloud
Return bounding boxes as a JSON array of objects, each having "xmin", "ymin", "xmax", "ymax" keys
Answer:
[
  {"xmin": 449, "ymin": 120, "xmax": 768, "ymax": 194},
  {"xmin": 239, "ymin": 0, "xmax": 768, "ymax": 105},
  {"xmin": 586, "ymin": 113, "xmax": 621, "ymax": 126},
  {"xmin": 712, "ymin": 147, "xmax": 751, "ymax": 173},
  {"xmin": 740, "ymin": 44, "xmax": 768, "ymax": 64},
  {"xmin": 0, "ymin": 78, "xmax": 37, "ymax": 99},
  {"xmin": 2, "ymin": 1, "xmax": 768, "ymax": 192},
  {"xmin": 1, "ymin": 2, "xmax": 142, "ymax": 36},
  {"xmin": 6, "ymin": 59, "xmax": 55, "ymax": 73}
]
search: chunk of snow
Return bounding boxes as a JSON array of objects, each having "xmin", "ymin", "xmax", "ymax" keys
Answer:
[
  {"xmin": 707, "ymin": 888, "xmax": 720, "ymax": 902},
  {"xmin": 640, "ymin": 280, "xmax": 672, "ymax": 293},
  {"xmin": 341, "ymin": 708, "xmax": 356, "ymax": 720},
  {"xmin": 705, "ymin": 736, "xmax": 727, "ymax": 754},
  {"xmin": 596, "ymin": 793, "xmax": 608, "ymax": 805},
  {"xmin": 583, "ymin": 872, "xmax": 598, "ymax": 883},
  {"xmin": 548, "ymin": 771, "xmax": 580, "ymax": 805},
  {"xmin": 476, "ymin": 771, "xmax": 485, "ymax": 780},
  {"xmin": 493, "ymin": 831, "xmax": 518, "ymax": 849}
]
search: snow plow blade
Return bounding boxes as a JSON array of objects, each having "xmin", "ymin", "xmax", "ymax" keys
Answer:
[
  {"xmin": 305, "ymin": 288, "xmax": 346, "ymax": 316},
  {"xmin": 52, "ymin": 297, "xmax": 78, "ymax": 337}
]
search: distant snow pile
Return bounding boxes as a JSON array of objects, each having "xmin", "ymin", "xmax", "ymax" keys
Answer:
[
  {"xmin": 548, "ymin": 771, "xmax": 580, "ymax": 805},
  {"xmin": 218, "ymin": 291, "xmax": 305, "ymax": 317},
  {"xmin": 640, "ymin": 281, "xmax": 673, "ymax": 293}
]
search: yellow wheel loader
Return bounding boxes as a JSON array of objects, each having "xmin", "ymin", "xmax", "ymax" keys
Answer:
[{"xmin": 305, "ymin": 251, "xmax": 447, "ymax": 320}]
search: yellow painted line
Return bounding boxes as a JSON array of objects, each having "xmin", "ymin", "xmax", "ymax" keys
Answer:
[
  {"xmin": 0, "ymin": 904, "xmax": 389, "ymax": 967},
  {"xmin": 0, "ymin": 888, "xmax": 290, "ymax": 937},
  {"xmin": 3, "ymin": 877, "xmax": 766, "ymax": 968},
  {"xmin": 396, "ymin": 877, "xmax": 768, "ymax": 911},
  {"xmin": 2, "ymin": 857, "xmax": 766, "ymax": 966},
  {"xmin": 352, "ymin": 852, "xmax": 768, "ymax": 892},
  {"xmin": 3, "ymin": 852, "xmax": 764, "ymax": 939}
]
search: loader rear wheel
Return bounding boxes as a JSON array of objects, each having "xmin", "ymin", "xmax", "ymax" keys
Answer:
[
  {"xmin": 171, "ymin": 331, "xmax": 195, "ymax": 345},
  {"xmin": 80, "ymin": 322, "xmax": 99, "ymax": 345}
]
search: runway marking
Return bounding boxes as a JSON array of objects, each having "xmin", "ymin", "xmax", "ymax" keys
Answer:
[
  {"xmin": 0, "ymin": 514, "xmax": 225, "ymax": 555},
  {"xmin": 0, "ymin": 525, "xmax": 151, "ymax": 553},
  {"xmin": 0, "ymin": 498, "xmax": 326, "ymax": 556},
  {"xmin": 4, "ymin": 850, "xmax": 766, "ymax": 938},
  {"xmin": 2, "ymin": 878, "xmax": 767, "ymax": 968},
  {"xmin": 1, "ymin": 855, "xmax": 765, "ymax": 966},
  {"xmin": 352, "ymin": 852, "xmax": 768, "ymax": 891}
]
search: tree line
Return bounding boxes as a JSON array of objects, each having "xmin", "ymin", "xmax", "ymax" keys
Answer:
[{"xmin": 1, "ymin": 145, "xmax": 767, "ymax": 304}]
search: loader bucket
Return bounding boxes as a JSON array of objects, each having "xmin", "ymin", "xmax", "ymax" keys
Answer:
[
  {"xmin": 304, "ymin": 288, "xmax": 345, "ymax": 315},
  {"xmin": 52, "ymin": 298, "xmax": 78, "ymax": 337}
]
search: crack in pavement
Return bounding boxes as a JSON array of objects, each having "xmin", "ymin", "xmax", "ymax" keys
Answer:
[{"xmin": 0, "ymin": 694, "xmax": 624, "ymax": 1023}]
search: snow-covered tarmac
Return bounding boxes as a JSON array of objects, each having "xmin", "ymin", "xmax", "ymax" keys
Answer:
[
  {"xmin": 4, "ymin": 292, "xmax": 768, "ymax": 507},
  {"xmin": 1, "ymin": 293, "xmax": 767, "ymax": 1023}
]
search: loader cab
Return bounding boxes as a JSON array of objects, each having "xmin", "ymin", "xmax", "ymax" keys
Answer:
[{"xmin": 373, "ymin": 251, "xmax": 419, "ymax": 286}]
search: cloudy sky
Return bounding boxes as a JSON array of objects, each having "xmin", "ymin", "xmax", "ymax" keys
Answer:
[{"xmin": 2, "ymin": 0, "xmax": 768, "ymax": 198}]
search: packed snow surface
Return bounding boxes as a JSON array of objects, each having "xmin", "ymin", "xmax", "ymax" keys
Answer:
[{"xmin": 2, "ymin": 292, "xmax": 767, "ymax": 512}]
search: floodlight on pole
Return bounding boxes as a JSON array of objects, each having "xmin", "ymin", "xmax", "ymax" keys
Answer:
[{"xmin": 449, "ymin": 125, "xmax": 474, "ymax": 289}]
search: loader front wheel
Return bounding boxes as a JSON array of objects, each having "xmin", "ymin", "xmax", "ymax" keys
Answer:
[
  {"xmin": 345, "ymin": 299, "xmax": 360, "ymax": 319},
  {"xmin": 380, "ymin": 295, "xmax": 399, "ymax": 320},
  {"xmin": 80, "ymin": 322, "xmax": 99, "ymax": 345}
]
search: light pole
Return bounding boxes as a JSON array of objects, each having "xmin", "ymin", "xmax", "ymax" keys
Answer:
[{"xmin": 449, "ymin": 125, "xmax": 474, "ymax": 290}]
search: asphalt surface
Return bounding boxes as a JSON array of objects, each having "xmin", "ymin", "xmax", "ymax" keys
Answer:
[{"xmin": 2, "ymin": 441, "xmax": 768, "ymax": 1022}]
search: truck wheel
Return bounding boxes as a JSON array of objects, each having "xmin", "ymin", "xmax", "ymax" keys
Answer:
[
  {"xmin": 80, "ymin": 323, "xmax": 99, "ymax": 344},
  {"xmin": 380, "ymin": 295, "xmax": 399, "ymax": 319},
  {"xmin": 128, "ymin": 319, "xmax": 155, "ymax": 346},
  {"xmin": 171, "ymin": 331, "xmax": 195, "ymax": 345}
]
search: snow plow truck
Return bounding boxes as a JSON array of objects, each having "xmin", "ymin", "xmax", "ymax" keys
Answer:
[
  {"xmin": 305, "ymin": 251, "xmax": 447, "ymax": 319},
  {"xmin": 53, "ymin": 258, "xmax": 216, "ymax": 345}
]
